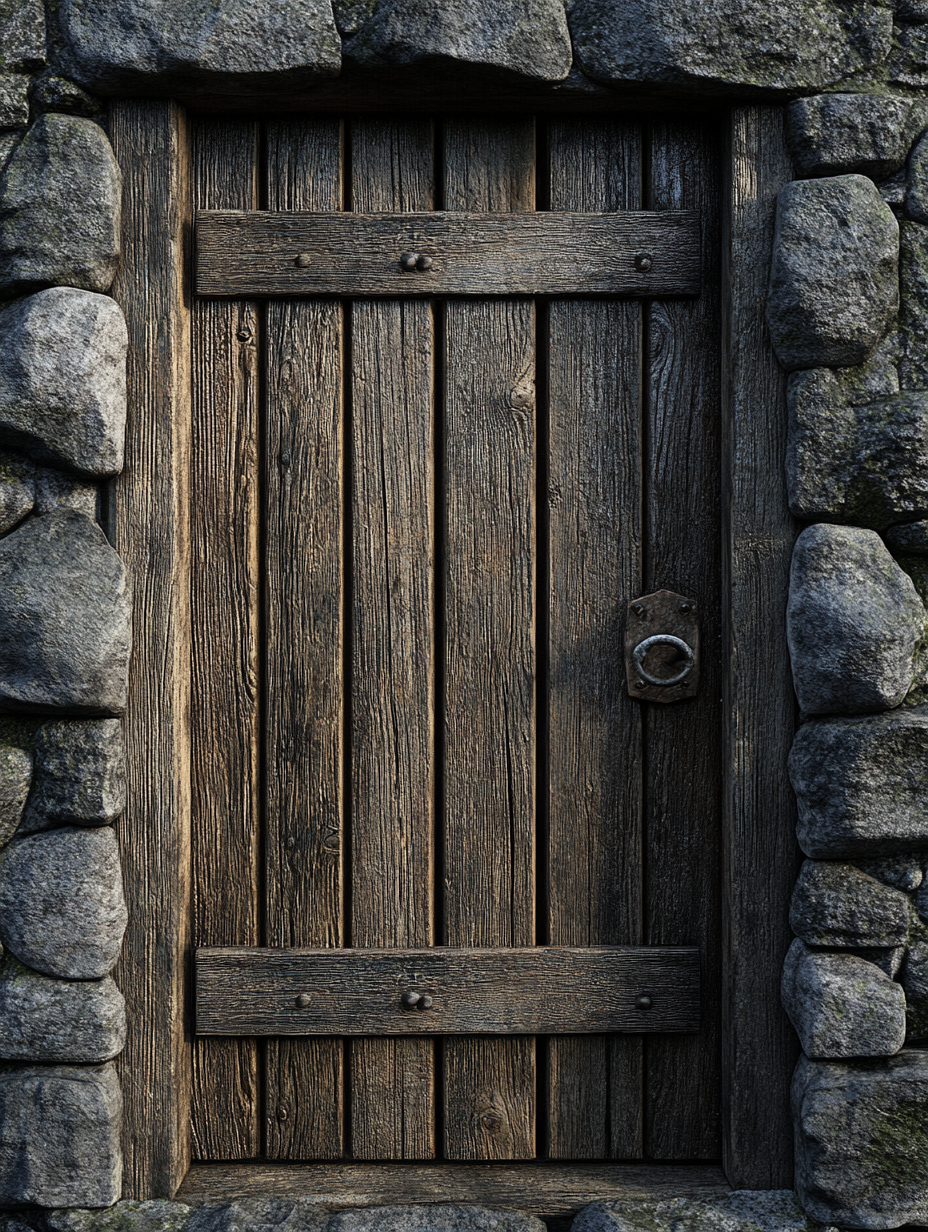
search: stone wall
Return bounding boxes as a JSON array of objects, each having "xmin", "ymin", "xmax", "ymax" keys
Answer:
[{"xmin": 1, "ymin": 0, "xmax": 928, "ymax": 1225}]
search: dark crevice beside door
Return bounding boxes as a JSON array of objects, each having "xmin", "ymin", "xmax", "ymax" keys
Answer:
[{"xmin": 189, "ymin": 112, "xmax": 722, "ymax": 1164}]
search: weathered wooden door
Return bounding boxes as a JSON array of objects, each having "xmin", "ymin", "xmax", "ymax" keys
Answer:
[{"xmin": 189, "ymin": 113, "xmax": 722, "ymax": 1165}]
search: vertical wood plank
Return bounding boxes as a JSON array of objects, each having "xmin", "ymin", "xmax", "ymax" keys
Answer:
[
  {"xmin": 442, "ymin": 119, "xmax": 537, "ymax": 1162},
  {"xmin": 189, "ymin": 118, "xmax": 261, "ymax": 1162},
  {"xmin": 264, "ymin": 119, "xmax": 346, "ymax": 1160},
  {"xmin": 108, "ymin": 99, "xmax": 193, "ymax": 1198},
  {"xmin": 546, "ymin": 118, "xmax": 644, "ymax": 1161},
  {"xmin": 722, "ymin": 106, "xmax": 799, "ymax": 1188},
  {"xmin": 644, "ymin": 119, "xmax": 724, "ymax": 1160},
  {"xmin": 348, "ymin": 117, "xmax": 436, "ymax": 1161}
]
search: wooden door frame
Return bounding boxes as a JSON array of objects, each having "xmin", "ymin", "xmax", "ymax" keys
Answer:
[{"xmin": 107, "ymin": 98, "xmax": 798, "ymax": 1202}]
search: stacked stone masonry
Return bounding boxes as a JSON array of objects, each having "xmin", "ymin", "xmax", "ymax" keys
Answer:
[{"xmin": 2, "ymin": 0, "xmax": 928, "ymax": 1225}]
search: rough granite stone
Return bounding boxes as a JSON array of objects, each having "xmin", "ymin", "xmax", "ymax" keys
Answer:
[
  {"xmin": 0, "ymin": 73, "xmax": 30, "ymax": 129},
  {"xmin": 887, "ymin": 520, "xmax": 928, "ymax": 555},
  {"xmin": 767, "ymin": 176, "xmax": 899, "ymax": 372},
  {"xmin": 0, "ymin": 1063, "xmax": 121, "ymax": 1207},
  {"xmin": 188, "ymin": 1200, "xmax": 330, "ymax": 1232},
  {"xmin": 0, "ymin": 825, "xmax": 127, "ymax": 978},
  {"xmin": 29, "ymin": 719, "xmax": 126, "ymax": 826},
  {"xmin": 343, "ymin": 1, "xmax": 572, "ymax": 84},
  {"xmin": 572, "ymin": 1191, "xmax": 836, "ymax": 1232},
  {"xmin": 0, "ymin": 451, "xmax": 33, "ymax": 535},
  {"xmin": 0, "ymin": 511, "xmax": 131, "ymax": 716},
  {"xmin": 0, "ymin": 287, "xmax": 128, "ymax": 476},
  {"xmin": 0, "ymin": 114, "xmax": 121, "ymax": 294},
  {"xmin": 889, "ymin": 21, "xmax": 928, "ymax": 87},
  {"xmin": 787, "ymin": 524, "xmax": 924, "ymax": 715},
  {"xmin": 901, "ymin": 939, "xmax": 928, "ymax": 1040},
  {"xmin": 854, "ymin": 946, "xmax": 905, "ymax": 978},
  {"xmin": 33, "ymin": 468, "xmax": 98, "ymax": 518},
  {"xmin": 48, "ymin": 1204, "xmax": 194, "ymax": 1232},
  {"xmin": 781, "ymin": 938, "xmax": 906, "ymax": 1059},
  {"xmin": 789, "ymin": 860, "xmax": 912, "ymax": 947},
  {"xmin": 0, "ymin": 954, "xmax": 125, "ymax": 1062},
  {"xmin": 905, "ymin": 129, "xmax": 928, "ymax": 227},
  {"xmin": 0, "ymin": 0, "xmax": 45, "ymax": 73},
  {"xmin": 899, "ymin": 221, "xmax": 928, "ymax": 390},
  {"xmin": 789, "ymin": 709, "xmax": 928, "ymax": 858},
  {"xmin": 787, "ymin": 389, "xmax": 928, "ymax": 531},
  {"xmin": 879, "ymin": 168, "xmax": 907, "ymax": 217},
  {"xmin": 30, "ymin": 75, "xmax": 103, "ymax": 118},
  {"xmin": 567, "ymin": 0, "xmax": 892, "ymax": 95},
  {"xmin": 332, "ymin": 1210, "xmax": 544, "ymax": 1232},
  {"xmin": 58, "ymin": 0, "xmax": 341, "ymax": 95},
  {"xmin": 49, "ymin": 1205, "xmax": 546, "ymax": 1232},
  {"xmin": 793, "ymin": 1050, "xmax": 928, "ymax": 1227},
  {"xmin": 855, "ymin": 854, "xmax": 924, "ymax": 891},
  {"xmin": 787, "ymin": 94, "xmax": 916, "ymax": 180},
  {"xmin": 0, "ymin": 740, "xmax": 30, "ymax": 847}
]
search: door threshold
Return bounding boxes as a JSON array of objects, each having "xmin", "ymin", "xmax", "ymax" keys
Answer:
[{"xmin": 176, "ymin": 1162, "xmax": 729, "ymax": 1218}]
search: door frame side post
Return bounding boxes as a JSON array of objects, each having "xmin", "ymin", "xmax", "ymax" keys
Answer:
[
  {"xmin": 720, "ymin": 103, "xmax": 800, "ymax": 1188},
  {"xmin": 108, "ymin": 98, "xmax": 194, "ymax": 1200}
]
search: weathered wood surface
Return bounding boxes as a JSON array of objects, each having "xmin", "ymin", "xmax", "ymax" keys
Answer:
[
  {"xmin": 441, "ymin": 118, "xmax": 537, "ymax": 1162},
  {"xmin": 348, "ymin": 116, "xmax": 437, "ymax": 1161},
  {"xmin": 196, "ymin": 946, "xmax": 701, "ymax": 1036},
  {"xmin": 263, "ymin": 118, "xmax": 346, "ymax": 1160},
  {"xmin": 721, "ymin": 106, "xmax": 799, "ymax": 1189},
  {"xmin": 196, "ymin": 210, "xmax": 700, "ymax": 298},
  {"xmin": 107, "ymin": 99, "xmax": 193, "ymax": 1199},
  {"xmin": 643, "ymin": 118, "xmax": 723, "ymax": 1161},
  {"xmin": 189, "ymin": 117, "xmax": 261, "ymax": 1164},
  {"xmin": 177, "ymin": 1162, "xmax": 729, "ymax": 1214},
  {"xmin": 546, "ymin": 116, "xmax": 645, "ymax": 1162}
]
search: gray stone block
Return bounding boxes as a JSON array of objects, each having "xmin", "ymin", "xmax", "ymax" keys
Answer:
[
  {"xmin": 790, "ymin": 860, "xmax": 912, "ymax": 947},
  {"xmin": 0, "ymin": 450, "xmax": 33, "ymax": 535},
  {"xmin": 0, "ymin": 73, "xmax": 30, "ymax": 130},
  {"xmin": 781, "ymin": 938, "xmax": 905, "ymax": 1059},
  {"xmin": 343, "ymin": 1, "xmax": 572, "ymax": 84},
  {"xmin": 30, "ymin": 74, "xmax": 103, "ymax": 119},
  {"xmin": 789, "ymin": 709, "xmax": 928, "ymax": 857},
  {"xmin": 572, "ymin": 1191, "xmax": 836, "ymax": 1232},
  {"xmin": 567, "ymin": 0, "xmax": 891, "ymax": 95},
  {"xmin": 0, "ymin": 1063, "xmax": 121, "ymax": 1206},
  {"xmin": 34, "ymin": 467, "xmax": 98, "ymax": 518},
  {"xmin": 890, "ymin": 21, "xmax": 928, "ymax": 87},
  {"xmin": 0, "ymin": 740, "xmax": 30, "ymax": 847},
  {"xmin": 330, "ymin": 1210, "xmax": 544, "ymax": 1232},
  {"xmin": 0, "ymin": 287, "xmax": 128, "ymax": 476},
  {"xmin": 0, "ymin": 114, "xmax": 121, "ymax": 295},
  {"xmin": 59, "ymin": 0, "xmax": 340, "ymax": 95},
  {"xmin": 0, "ymin": 954, "xmax": 125, "ymax": 1062},
  {"xmin": 767, "ymin": 176, "xmax": 899, "ymax": 372},
  {"xmin": 30, "ymin": 719, "xmax": 126, "ymax": 826},
  {"xmin": 899, "ymin": 221, "xmax": 928, "ymax": 390},
  {"xmin": 189, "ymin": 1200, "xmax": 329, "ymax": 1232},
  {"xmin": 787, "ymin": 94, "xmax": 916, "ymax": 180},
  {"xmin": 793, "ymin": 1050, "xmax": 928, "ymax": 1227},
  {"xmin": 901, "ymin": 939, "xmax": 928, "ymax": 1040},
  {"xmin": 48, "ymin": 1203, "xmax": 193, "ymax": 1232},
  {"xmin": 0, "ymin": 511, "xmax": 131, "ymax": 716},
  {"xmin": 0, "ymin": 826, "xmax": 127, "ymax": 979},
  {"xmin": 787, "ymin": 389, "xmax": 928, "ymax": 531},
  {"xmin": 855, "ymin": 854, "xmax": 923, "ymax": 891},
  {"xmin": 886, "ymin": 520, "xmax": 928, "ymax": 556},
  {"xmin": 787, "ymin": 524, "xmax": 924, "ymax": 715},
  {"xmin": 0, "ymin": 0, "xmax": 45, "ymax": 73},
  {"xmin": 854, "ymin": 946, "xmax": 905, "ymax": 978}
]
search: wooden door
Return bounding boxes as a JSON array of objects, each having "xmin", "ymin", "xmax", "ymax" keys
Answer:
[{"xmin": 188, "ymin": 112, "xmax": 722, "ymax": 1165}]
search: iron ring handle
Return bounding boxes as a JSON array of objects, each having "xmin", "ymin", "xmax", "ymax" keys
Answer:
[{"xmin": 632, "ymin": 634, "xmax": 695, "ymax": 687}]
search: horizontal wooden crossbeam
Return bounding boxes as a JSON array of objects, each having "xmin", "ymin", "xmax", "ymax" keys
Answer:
[
  {"xmin": 195, "ymin": 210, "xmax": 701, "ymax": 298},
  {"xmin": 195, "ymin": 945, "xmax": 701, "ymax": 1036}
]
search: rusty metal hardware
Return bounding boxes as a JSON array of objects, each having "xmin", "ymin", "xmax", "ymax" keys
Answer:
[
  {"xmin": 399, "ymin": 251, "xmax": 419, "ymax": 271},
  {"xmin": 401, "ymin": 990, "xmax": 433, "ymax": 1011},
  {"xmin": 636, "ymin": 995, "xmax": 653, "ymax": 1010},
  {"xmin": 634, "ymin": 252, "xmax": 653, "ymax": 271},
  {"xmin": 294, "ymin": 252, "xmax": 312, "ymax": 268},
  {"xmin": 625, "ymin": 589, "xmax": 700, "ymax": 703},
  {"xmin": 295, "ymin": 993, "xmax": 311, "ymax": 1008}
]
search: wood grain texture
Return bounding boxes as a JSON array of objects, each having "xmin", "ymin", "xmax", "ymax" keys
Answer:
[
  {"xmin": 196, "ymin": 946, "xmax": 701, "ymax": 1035},
  {"xmin": 721, "ymin": 105, "xmax": 799, "ymax": 1189},
  {"xmin": 263, "ymin": 118, "xmax": 346, "ymax": 1160},
  {"xmin": 177, "ymin": 1162, "xmax": 729, "ymax": 1215},
  {"xmin": 195, "ymin": 210, "xmax": 700, "ymax": 298},
  {"xmin": 546, "ymin": 116, "xmax": 645, "ymax": 1162},
  {"xmin": 441, "ymin": 118, "xmax": 537, "ymax": 1162},
  {"xmin": 348, "ymin": 116, "xmax": 436, "ymax": 1162},
  {"xmin": 189, "ymin": 118, "xmax": 261, "ymax": 1163},
  {"xmin": 643, "ymin": 118, "xmax": 723, "ymax": 1161},
  {"xmin": 107, "ymin": 99, "xmax": 193, "ymax": 1199}
]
